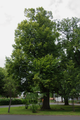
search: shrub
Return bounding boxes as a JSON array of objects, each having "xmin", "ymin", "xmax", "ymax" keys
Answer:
[
  {"xmin": 0, "ymin": 98, "xmax": 23, "ymax": 105},
  {"xmin": 22, "ymin": 98, "xmax": 29, "ymax": 109},
  {"xmin": 0, "ymin": 98, "xmax": 10, "ymax": 105},
  {"xmin": 11, "ymin": 98, "xmax": 23, "ymax": 105},
  {"xmin": 30, "ymin": 104, "xmax": 38, "ymax": 113}
]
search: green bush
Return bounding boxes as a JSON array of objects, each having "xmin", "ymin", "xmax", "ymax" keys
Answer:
[
  {"xmin": 0, "ymin": 98, "xmax": 23, "ymax": 105},
  {"xmin": 22, "ymin": 98, "xmax": 38, "ymax": 104},
  {"xmin": 30, "ymin": 104, "xmax": 38, "ymax": 113},
  {"xmin": 22, "ymin": 98, "xmax": 29, "ymax": 109},
  {"xmin": 76, "ymin": 101, "xmax": 80, "ymax": 104},
  {"xmin": 29, "ymin": 99, "xmax": 38, "ymax": 104},
  {"xmin": 11, "ymin": 98, "xmax": 23, "ymax": 105},
  {"xmin": 0, "ymin": 98, "xmax": 10, "ymax": 105}
]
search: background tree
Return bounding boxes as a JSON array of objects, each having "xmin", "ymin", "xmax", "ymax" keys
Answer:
[
  {"xmin": 73, "ymin": 26, "xmax": 80, "ymax": 67},
  {"xmin": 0, "ymin": 67, "xmax": 6, "ymax": 96},
  {"xmin": 61, "ymin": 60, "xmax": 80, "ymax": 110},
  {"xmin": 3, "ymin": 75, "xmax": 18, "ymax": 113},
  {"xmin": 57, "ymin": 17, "xmax": 80, "ymax": 64},
  {"xmin": 57, "ymin": 17, "xmax": 80, "ymax": 105}
]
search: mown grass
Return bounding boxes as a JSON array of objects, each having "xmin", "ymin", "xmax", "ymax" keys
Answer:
[{"xmin": 0, "ymin": 105, "xmax": 80, "ymax": 115}]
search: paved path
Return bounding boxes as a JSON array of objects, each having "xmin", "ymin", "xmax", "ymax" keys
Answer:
[
  {"xmin": 0, "ymin": 104, "xmax": 25, "ymax": 108},
  {"xmin": 0, "ymin": 103, "xmax": 80, "ymax": 108},
  {"xmin": 0, "ymin": 115, "xmax": 80, "ymax": 120}
]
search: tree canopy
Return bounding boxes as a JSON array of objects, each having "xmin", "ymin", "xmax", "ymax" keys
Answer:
[
  {"xmin": 5, "ymin": 7, "xmax": 61, "ymax": 109},
  {"xmin": 5, "ymin": 7, "xmax": 80, "ymax": 109}
]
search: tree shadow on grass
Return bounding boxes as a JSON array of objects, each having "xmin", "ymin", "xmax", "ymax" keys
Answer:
[{"xmin": 40, "ymin": 105, "xmax": 80, "ymax": 112}]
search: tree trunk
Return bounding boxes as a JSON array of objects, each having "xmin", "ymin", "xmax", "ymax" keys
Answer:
[
  {"xmin": 64, "ymin": 97, "xmax": 69, "ymax": 105},
  {"xmin": 8, "ymin": 96, "xmax": 12, "ymax": 113},
  {"xmin": 41, "ymin": 89, "xmax": 50, "ymax": 110},
  {"xmin": 61, "ymin": 97, "xmax": 63, "ymax": 103}
]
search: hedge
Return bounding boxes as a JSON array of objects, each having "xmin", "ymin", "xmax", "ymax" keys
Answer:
[{"xmin": 0, "ymin": 98, "xmax": 23, "ymax": 105}]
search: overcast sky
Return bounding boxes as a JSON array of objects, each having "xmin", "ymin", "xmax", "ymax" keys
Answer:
[{"xmin": 0, "ymin": 0, "xmax": 80, "ymax": 68}]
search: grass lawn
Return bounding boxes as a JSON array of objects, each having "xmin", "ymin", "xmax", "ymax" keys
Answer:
[{"xmin": 0, "ymin": 105, "xmax": 80, "ymax": 115}]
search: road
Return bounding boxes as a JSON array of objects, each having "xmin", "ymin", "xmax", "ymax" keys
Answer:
[{"xmin": 0, "ymin": 115, "xmax": 80, "ymax": 120}]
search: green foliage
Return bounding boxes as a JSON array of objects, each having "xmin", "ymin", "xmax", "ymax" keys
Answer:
[
  {"xmin": 3, "ymin": 75, "xmax": 19, "ymax": 113},
  {"xmin": 0, "ymin": 98, "xmax": 23, "ymax": 105},
  {"xmin": 25, "ymin": 92, "xmax": 38, "ymax": 104},
  {"xmin": 33, "ymin": 54, "xmax": 60, "ymax": 90},
  {"xmin": 23, "ymin": 92, "xmax": 39, "ymax": 112},
  {"xmin": 4, "ymin": 6, "xmax": 80, "ymax": 109},
  {"xmin": 58, "ymin": 17, "xmax": 80, "ymax": 65},
  {"xmin": 3, "ymin": 76, "xmax": 18, "ymax": 97},
  {"xmin": 0, "ymin": 98, "xmax": 9, "ymax": 105},
  {"xmin": 4, "ymin": 7, "xmax": 60, "ymax": 109},
  {"xmin": 25, "ymin": 100, "xmax": 29, "ymax": 109},
  {"xmin": 57, "ymin": 17, "xmax": 80, "ymax": 105},
  {"xmin": 59, "ymin": 60, "xmax": 80, "ymax": 102},
  {"xmin": 0, "ymin": 67, "xmax": 6, "ymax": 95},
  {"xmin": 30, "ymin": 104, "xmax": 38, "ymax": 113},
  {"xmin": 12, "ymin": 98, "xmax": 23, "ymax": 105},
  {"xmin": 22, "ymin": 98, "xmax": 30, "ymax": 109}
]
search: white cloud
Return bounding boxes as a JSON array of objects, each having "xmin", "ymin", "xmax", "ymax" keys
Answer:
[
  {"xmin": 49, "ymin": 0, "xmax": 56, "ymax": 6},
  {"xmin": 48, "ymin": 0, "xmax": 80, "ymax": 19},
  {"xmin": 49, "ymin": 0, "xmax": 63, "ymax": 6},
  {"xmin": 67, "ymin": 0, "xmax": 80, "ymax": 17},
  {"xmin": 0, "ymin": 57, "xmax": 5, "ymax": 68},
  {"xmin": 47, "ymin": 0, "xmax": 65, "ymax": 19}
]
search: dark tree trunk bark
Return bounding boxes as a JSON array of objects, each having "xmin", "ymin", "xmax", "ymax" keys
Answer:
[
  {"xmin": 61, "ymin": 97, "xmax": 63, "ymax": 103},
  {"xmin": 41, "ymin": 89, "xmax": 50, "ymax": 110},
  {"xmin": 64, "ymin": 97, "xmax": 69, "ymax": 105},
  {"xmin": 8, "ymin": 96, "xmax": 12, "ymax": 113}
]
